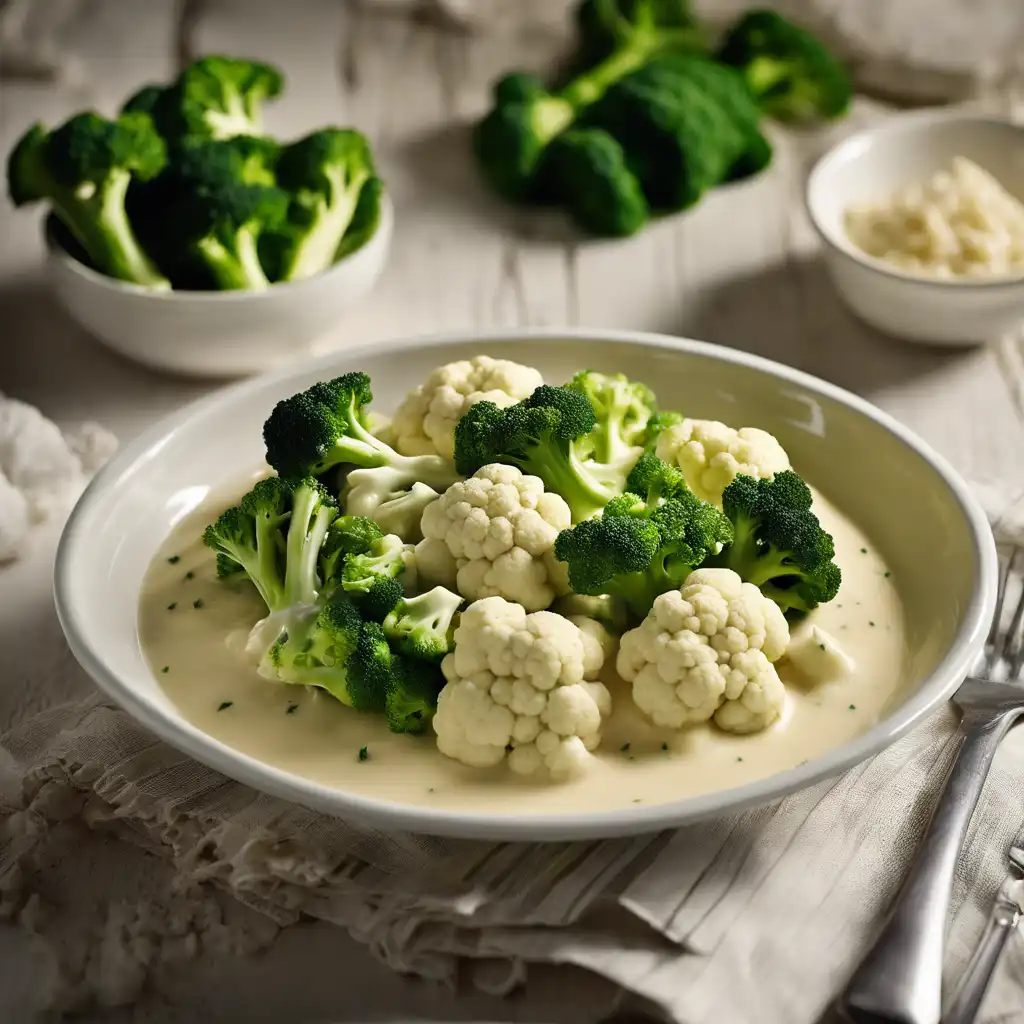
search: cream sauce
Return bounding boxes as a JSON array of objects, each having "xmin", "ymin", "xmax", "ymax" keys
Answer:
[{"xmin": 139, "ymin": 477, "xmax": 910, "ymax": 815}]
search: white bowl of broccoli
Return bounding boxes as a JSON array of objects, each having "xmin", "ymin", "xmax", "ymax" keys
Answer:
[{"xmin": 7, "ymin": 56, "xmax": 392, "ymax": 377}]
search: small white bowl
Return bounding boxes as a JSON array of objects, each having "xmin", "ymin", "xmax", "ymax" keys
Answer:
[
  {"xmin": 806, "ymin": 112, "xmax": 1024, "ymax": 346},
  {"xmin": 47, "ymin": 194, "xmax": 393, "ymax": 377}
]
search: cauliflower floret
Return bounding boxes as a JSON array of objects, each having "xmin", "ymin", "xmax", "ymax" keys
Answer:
[
  {"xmin": 655, "ymin": 418, "xmax": 790, "ymax": 506},
  {"xmin": 344, "ymin": 465, "xmax": 439, "ymax": 543},
  {"xmin": 414, "ymin": 464, "xmax": 570, "ymax": 611},
  {"xmin": 568, "ymin": 615, "xmax": 616, "ymax": 679},
  {"xmin": 433, "ymin": 597, "xmax": 612, "ymax": 778},
  {"xmin": 391, "ymin": 356, "xmax": 544, "ymax": 460},
  {"xmin": 785, "ymin": 623, "xmax": 855, "ymax": 683},
  {"xmin": 617, "ymin": 568, "xmax": 789, "ymax": 735}
]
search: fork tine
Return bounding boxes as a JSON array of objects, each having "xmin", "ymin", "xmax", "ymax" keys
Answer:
[{"xmin": 981, "ymin": 547, "xmax": 1016, "ymax": 675}]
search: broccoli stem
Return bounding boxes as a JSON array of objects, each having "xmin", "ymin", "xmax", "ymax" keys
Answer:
[
  {"xmin": 195, "ymin": 226, "xmax": 270, "ymax": 290},
  {"xmin": 282, "ymin": 165, "xmax": 370, "ymax": 280},
  {"xmin": 283, "ymin": 487, "xmax": 335, "ymax": 606},
  {"xmin": 54, "ymin": 171, "xmax": 169, "ymax": 288},
  {"xmin": 527, "ymin": 445, "xmax": 615, "ymax": 523}
]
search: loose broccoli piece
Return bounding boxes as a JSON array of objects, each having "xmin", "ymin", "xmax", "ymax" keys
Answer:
[
  {"xmin": 717, "ymin": 470, "xmax": 842, "ymax": 615},
  {"xmin": 587, "ymin": 58, "xmax": 754, "ymax": 210},
  {"xmin": 717, "ymin": 10, "xmax": 851, "ymax": 123},
  {"xmin": 262, "ymin": 372, "xmax": 459, "ymax": 492},
  {"xmin": 383, "ymin": 586, "xmax": 463, "ymax": 663},
  {"xmin": 541, "ymin": 129, "xmax": 649, "ymax": 236},
  {"xmin": 7, "ymin": 112, "xmax": 169, "ymax": 287},
  {"xmin": 474, "ymin": 0, "xmax": 703, "ymax": 202},
  {"xmin": 454, "ymin": 384, "xmax": 622, "ymax": 523},
  {"xmin": 202, "ymin": 476, "xmax": 337, "ymax": 612},
  {"xmin": 129, "ymin": 56, "xmax": 284, "ymax": 144},
  {"xmin": 569, "ymin": 370, "xmax": 657, "ymax": 464},
  {"xmin": 263, "ymin": 129, "xmax": 377, "ymax": 282},
  {"xmin": 554, "ymin": 471, "xmax": 731, "ymax": 620}
]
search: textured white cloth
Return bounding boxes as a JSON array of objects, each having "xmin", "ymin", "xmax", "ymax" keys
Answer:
[{"xmin": 2, "ymin": 486, "xmax": 1024, "ymax": 1022}]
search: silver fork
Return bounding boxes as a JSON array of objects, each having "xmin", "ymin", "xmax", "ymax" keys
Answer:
[{"xmin": 839, "ymin": 545, "xmax": 1024, "ymax": 1024}]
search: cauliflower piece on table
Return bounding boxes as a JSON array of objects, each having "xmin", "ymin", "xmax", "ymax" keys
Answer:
[
  {"xmin": 433, "ymin": 597, "xmax": 613, "ymax": 778},
  {"xmin": 617, "ymin": 567, "xmax": 789, "ymax": 735},
  {"xmin": 415, "ymin": 464, "xmax": 570, "ymax": 612},
  {"xmin": 390, "ymin": 356, "xmax": 543, "ymax": 460},
  {"xmin": 655, "ymin": 418, "xmax": 790, "ymax": 507}
]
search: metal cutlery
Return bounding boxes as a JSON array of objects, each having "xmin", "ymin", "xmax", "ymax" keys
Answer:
[
  {"xmin": 839, "ymin": 545, "xmax": 1024, "ymax": 1024},
  {"xmin": 941, "ymin": 841, "xmax": 1023, "ymax": 1024}
]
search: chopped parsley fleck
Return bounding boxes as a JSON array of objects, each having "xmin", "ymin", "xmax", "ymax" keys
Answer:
[
  {"xmin": 860, "ymin": 547, "xmax": 868, "ymax": 554},
  {"xmin": 632, "ymin": 798, "xmax": 643, "ymax": 804},
  {"xmin": 884, "ymin": 571, "xmax": 891, "ymax": 578},
  {"xmin": 819, "ymin": 643, "xmax": 826, "ymax": 651},
  {"xmin": 620, "ymin": 742, "xmax": 630, "ymax": 753},
  {"xmin": 286, "ymin": 703, "xmax": 298, "ymax": 715},
  {"xmin": 736, "ymin": 756, "xmax": 744, "ymax": 762},
  {"xmin": 848, "ymin": 704, "xmax": 857, "ymax": 711},
  {"xmin": 217, "ymin": 701, "xmax": 233, "ymax": 711},
  {"xmin": 167, "ymin": 602, "xmax": 177, "ymax": 611},
  {"xmin": 161, "ymin": 665, "xmax": 169, "ymax": 674},
  {"xmin": 184, "ymin": 570, "xmax": 195, "ymax": 581},
  {"xmin": 869, "ymin": 621, "xmax": 876, "ymax": 627},
  {"xmin": 167, "ymin": 555, "xmax": 180, "ymax": 564},
  {"xmin": 661, "ymin": 742, "xmax": 669, "ymax": 752},
  {"xmin": 192, "ymin": 598, "xmax": 204, "ymax": 609},
  {"xmin": 358, "ymin": 746, "xmax": 369, "ymax": 762},
  {"xmin": 427, "ymin": 787, "xmax": 435, "ymax": 793}
]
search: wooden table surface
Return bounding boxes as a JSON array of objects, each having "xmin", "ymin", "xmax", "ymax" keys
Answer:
[{"xmin": 3, "ymin": 1, "xmax": 1024, "ymax": 1020}]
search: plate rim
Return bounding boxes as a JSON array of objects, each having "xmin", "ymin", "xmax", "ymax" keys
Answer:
[{"xmin": 53, "ymin": 326, "xmax": 998, "ymax": 840}]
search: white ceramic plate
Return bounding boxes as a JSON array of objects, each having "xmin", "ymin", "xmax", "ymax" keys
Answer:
[{"xmin": 54, "ymin": 329, "xmax": 997, "ymax": 840}]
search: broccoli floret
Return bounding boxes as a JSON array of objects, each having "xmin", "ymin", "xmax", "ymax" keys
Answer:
[
  {"xmin": 575, "ymin": 0, "xmax": 705, "ymax": 68},
  {"xmin": 383, "ymin": 586, "xmax": 463, "ymax": 663},
  {"xmin": 624, "ymin": 450, "xmax": 688, "ymax": 503},
  {"xmin": 569, "ymin": 370, "xmax": 657, "ymax": 463},
  {"xmin": 718, "ymin": 470, "xmax": 842, "ymax": 615},
  {"xmin": 7, "ymin": 112, "xmax": 169, "ymax": 288},
  {"xmin": 385, "ymin": 656, "xmax": 444, "ymax": 734},
  {"xmin": 454, "ymin": 384, "xmax": 622, "ymax": 523},
  {"xmin": 339, "ymin": 534, "xmax": 408, "ymax": 597},
  {"xmin": 133, "ymin": 56, "xmax": 284, "ymax": 144},
  {"xmin": 555, "ymin": 478, "xmax": 731, "ymax": 620},
  {"xmin": 318, "ymin": 514, "xmax": 385, "ymax": 584},
  {"xmin": 474, "ymin": 0, "xmax": 703, "ymax": 202},
  {"xmin": 333, "ymin": 175, "xmax": 384, "ymax": 262},
  {"xmin": 262, "ymin": 372, "xmax": 459, "ymax": 492},
  {"xmin": 587, "ymin": 58, "xmax": 754, "ymax": 210},
  {"xmin": 641, "ymin": 409, "xmax": 684, "ymax": 448},
  {"xmin": 541, "ymin": 129, "xmax": 649, "ymax": 236},
  {"xmin": 717, "ymin": 10, "xmax": 851, "ymax": 123},
  {"xmin": 262, "ymin": 129, "xmax": 377, "ymax": 282},
  {"xmin": 203, "ymin": 476, "xmax": 337, "ymax": 612}
]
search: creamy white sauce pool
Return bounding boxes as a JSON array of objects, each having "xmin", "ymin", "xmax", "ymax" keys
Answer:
[{"xmin": 139, "ymin": 478, "xmax": 910, "ymax": 815}]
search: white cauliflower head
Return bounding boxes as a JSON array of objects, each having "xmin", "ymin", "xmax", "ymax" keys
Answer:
[
  {"xmin": 415, "ymin": 464, "xmax": 570, "ymax": 612},
  {"xmin": 655, "ymin": 418, "xmax": 790, "ymax": 506},
  {"xmin": 433, "ymin": 597, "xmax": 612, "ymax": 778},
  {"xmin": 617, "ymin": 567, "xmax": 789, "ymax": 735},
  {"xmin": 390, "ymin": 356, "xmax": 544, "ymax": 460}
]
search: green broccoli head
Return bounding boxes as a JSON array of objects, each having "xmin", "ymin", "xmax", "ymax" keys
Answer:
[
  {"xmin": 319, "ymin": 514, "xmax": 385, "ymax": 584},
  {"xmin": 454, "ymin": 385, "xmax": 621, "ymax": 523},
  {"xmin": 717, "ymin": 10, "xmax": 851, "ymax": 123},
  {"xmin": 385, "ymin": 656, "xmax": 445, "ymax": 734},
  {"xmin": 204, "ymin": 475, "xmax": 336, "ymax": 612},
  {"xmin": 383, "ymin": 586, "xmax": 463, "ymax": 663},
  {"xmin": 541, "ymin": 128, "xmax": 649, "ymax": 237},
  {"xmin": 343, "ymin": 620, "xmax": 394, "ymax": 713},
  {"xmin": 719, "ymin": 470, "xmax": 841, "ymax": 615},
  {"xmin": 7, "ymin": 112, "xmax": 169, "ymax": 288},
  {"xmin": 145, "ymin": 56, "xmax": 284, "ymax": 143},
  {"xmin": 340, "ymin": 534, "xmax": 408, "ymax": 596},
  {"xmin": 263, "ymin": 373, "xmax": 458, "ymax": 491},
  {"xmin": 473, "ymin": 91, "xmax": 575, "ymax": 202},
  {"xmin": 264, "ymin": 128, "xmax": 377, "ymax": 281},
  {"xmin": 641, "ymin": 409, "xmax": 684, "ymax": 448},
  {"xmin": 554, "ymin": 481, "xmax": 731, "ymax": 619},
  {"xmin": 493, "ymin": 72, "xmax": 549, "ymax": 105},
  {"xmin": 624, "ymin": 451, "xmax": 688, "ymax": 504},
  {"xmin": 262, "ymin": 594, "xmax": 362, "ymax": 690}
]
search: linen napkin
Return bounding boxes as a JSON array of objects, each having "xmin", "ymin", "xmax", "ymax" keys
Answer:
[{"xmin": 2, "ymin": 484, "xmax": 1024, "ymax": 1024}]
